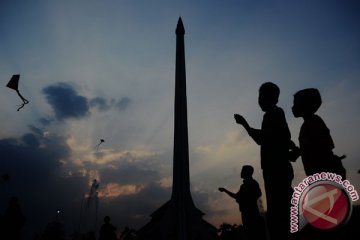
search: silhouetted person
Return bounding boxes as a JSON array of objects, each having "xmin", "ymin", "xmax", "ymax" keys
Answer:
[
  {"xmin": 1, "ymin": 173, "xmax": 10, "ymax": 182},
  {"xmin": 219, "ymin": 165, "xmax": 266, "ymax": 240},
  {"xmin": 234, "ymin": 82, "xmax": 294, "ymax": 240},
  {"xmin": 291, "ymin": 88, "xmax": 346, "ymax": 179},
  {"xmin": 98, "ymin": 216, "xmax": 117, "ymax": 240},
  {"xmin": 2, "ymin": 196, "xmax": 26, "ymax": 240}
]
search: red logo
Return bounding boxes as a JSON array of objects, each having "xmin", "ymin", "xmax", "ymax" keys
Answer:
[{"xmin": 301, "ymin": 182, "xmax": 350, "ymax": 230}]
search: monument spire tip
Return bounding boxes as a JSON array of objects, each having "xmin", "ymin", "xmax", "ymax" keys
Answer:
[{"xmin": 176, "ymin": 17, "xmax": 185, "ymax": 35}]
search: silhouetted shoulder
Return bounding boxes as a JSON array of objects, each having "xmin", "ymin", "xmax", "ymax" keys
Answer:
[{"xmin": 300, "ymin": 114, "xmax": 334, "ymax": 150}]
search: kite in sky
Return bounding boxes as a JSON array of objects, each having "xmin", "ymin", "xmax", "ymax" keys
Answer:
[{"xmin": 6, "ymin": 74, "xmax": 30, "ymax": 111}]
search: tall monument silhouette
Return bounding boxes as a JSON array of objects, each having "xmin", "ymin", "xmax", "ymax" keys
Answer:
[{"xmin": 137, "ymin": 18, "xmax": 218, "ymax": 240}]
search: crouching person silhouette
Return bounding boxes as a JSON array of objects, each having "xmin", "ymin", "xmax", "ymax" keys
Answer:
[{"xmin": 219, "ymin": 165, "xmax": 267, "ymax": 240}]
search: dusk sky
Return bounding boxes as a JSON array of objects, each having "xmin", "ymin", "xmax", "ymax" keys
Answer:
[{"xmin": 1, "ymin": 0, "xmax": 359, "ymax": 238}]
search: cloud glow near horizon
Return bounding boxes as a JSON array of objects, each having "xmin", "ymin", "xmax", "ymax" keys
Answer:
[{"xmin": 1, "ymin": 0, "xmax": 359, "ymax": 237}]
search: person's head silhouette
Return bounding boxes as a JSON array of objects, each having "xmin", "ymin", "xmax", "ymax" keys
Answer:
[
  {"xmin": 9, "ymin": 196, "xmax": 19, "ymax": 204},
  {"xmin": 258, "ymin": 82, "xmax": 280, "ymax": 112},
  {"xmin": 292, "ymin": 88, "xmax": 322, "ymax": 118},
  {"xmin": 104, "ymin": 216, "xmax": 111, "ymax": 224},
  {"xmin": 241, "ymin": 165, "xmax": 254, "ymax": 179}
]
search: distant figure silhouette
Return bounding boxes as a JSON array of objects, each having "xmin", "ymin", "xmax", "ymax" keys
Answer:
[
  {"xmin": 98, "ymin": 216, "xmax": 117, "ymax": 240},
  {"xmin": 2, "ymin": 196, "xmax": 26, "ymax": 240},
  {"xmin": 291, "ymin": 88, "xmax": 346, "ymax": 179},
  {"xmin": 1, "ymin": 173, "xmax": 10, "ymax": 182},
  {"xmin": 234, "ymin": 82, "xmax": 294, "ymax": 240},
  {"xmin": 219, "ymin": 165, "xmax": 266, "ymax": 240}
]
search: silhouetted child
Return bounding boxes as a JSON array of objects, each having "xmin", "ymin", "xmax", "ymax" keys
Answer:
[
  {"xmin": 98, "ymin": 216, "xmax": 117, "ymax": 240},
  {"xmin": 219, "ymin": 165, "xmax": 266, "ymax": 240},
  {"xmin": 234, "ymin": 82, "xmax": 294, "ymax": 240},
  {"xmin": 292, "ymin": 88, "xmax": 346, "ymax": 179},
  {"xmin": 2, "ymin": 196, "xmax": 26, "ymax": 240}
]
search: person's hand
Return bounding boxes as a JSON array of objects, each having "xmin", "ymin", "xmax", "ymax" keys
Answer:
[
  {"xmin": 289, "ymin": 145, "xmax": 300, "ymax": 162},
  {"xmin": 234, "ymin": 114, "xmax": 247, "ymax": 127},
  {"xmin": 289, "ymin": 140, "xmax": 297, "ymax": 150},
  {"xmin": 218, "ymin": 187, "xmax": 226, "ymax": 192}
]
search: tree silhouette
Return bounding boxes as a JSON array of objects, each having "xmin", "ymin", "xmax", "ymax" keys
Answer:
[{"xmin": 218, "ymin": 223, "xmax": 244, "ymax": 240}]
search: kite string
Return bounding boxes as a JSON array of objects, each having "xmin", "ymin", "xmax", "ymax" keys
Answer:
[{"xmin": 16, "ymin": 90, "xmax": 29, "ymax": 111}]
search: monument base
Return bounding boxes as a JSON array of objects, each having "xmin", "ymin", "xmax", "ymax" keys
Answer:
[{"xmin": 137, "ymin": 198, "xmax": 219, "ymax": 240}]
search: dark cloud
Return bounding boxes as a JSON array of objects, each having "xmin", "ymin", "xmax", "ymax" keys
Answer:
[
  {"xmin": 0, "ymin": 126, "xmax": 172, "ymax": 237},
  {"xmin": 99, "ymin": 182, "xmax": 171, "ymax": 231},
  {"xmin": 89, "ymin": 96, "xmax": 132, "ymax": 112},
  {"xmin": 91, "ymin": 154, "xmax": 216, "ymax": 233},
  {"xmin": 116, "ymin": 97, "xmax": 131, "ymax": 111},
  {"xmin": 28, "ymin": 125, "xmax": 43, "ymax": 136},
  {"xmin": 22, "ymin": 133, "xmax": 41, "ymax": 148},
  {"xmin": 42, "ymin": 82, "xmax": 131, "ymax": 122},
  {"xmin": 39, "ymin": 117, "xmax": 54, "ymax": 126},
  {"xmin": 89, "ymin": 97, "xmax": 112, "ymax": 111},
  {"xmin": 0, "ymin": 126, "xmax": 215, "ymax": 237},
  {"xmin": 0, "ymin": 127, "xmax": 88, "ymax": 238},
  {"xmin": 96, "ymin": 181, "xmax": 216, "ymax": 234},
  {"xmin": 42, "ymin": 82, "xmax": 90, "ymax": 121}
]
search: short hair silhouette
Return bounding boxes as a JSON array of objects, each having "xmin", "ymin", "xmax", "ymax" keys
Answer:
[
  {"xmin": 234, "ymin": 81, "xmax": 294, "ymax": 240},
  {"xmin": 259, "ymin": 82, "xmax": 280, "ymax": 102},
  {"xmin": 292, "ymin": 87, "xmax": 346, "ymax": 179},
  {"xmin": 218, "ymin": 165, "xmax": 266, "ymax": 240},
  {"xmin": 293, "ymin": 88, "xmax": 322, "ymax": 115},
  {"xmin": 98, "ymin": 215, "xmax": 117, "ymax": 240},
  {"xmin": 104, "ymin": 216, "xmax": 110, "ymax": 223},
  {"xmin": 241, "ymin": 165, "xmax": 254, "ymax": 178}
]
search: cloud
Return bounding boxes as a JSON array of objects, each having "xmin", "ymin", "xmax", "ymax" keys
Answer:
[
  {"xmin": 116, "ymin": 97, "xmax": 132, "ymax": 111},
  {"xmin": 89, "ymin": 96, "xmax": 132, "ymax": 112},
  {"xmin": 98, "ymin": 181, "xmax": 172, "ymax": 230},
  {"xmin": 0, "ymin": 126, "xmax": 90, "ymax": 236},
  {"xmin": 0, "ymin": 124, "xmax": 222, "ymax": 237},
  {"xmin": 89, "ymin": 97, "xmax": 112, "ymax": 111},
  {"xmin": 97, "ymin": 183, "xmax": 144, "ymax": 198},
  {"xmin": 67, "ymin": 136, "xmax": 161, "ymax": 167},
  {"xmin": 0, "ymin": 128, "xmax": 71, "ymax": 180},
  {"xmin": 42, "ymin": 82, "xmax": 90, "ymax": 121}
]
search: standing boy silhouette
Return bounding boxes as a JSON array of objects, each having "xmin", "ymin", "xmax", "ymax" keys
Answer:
[
  {"xmin": 98, "ymin": 216, "xmax": 117, "ymax": 240},
  {"xmin": 219, "ymin": 165, "xmax": 266, "ymax": 240},
  {"xmin": 234, "ymin": 82, "xmax": 294, "ymax": 240},
  {"xmin": 291, "ymin": 88, "xmax": 346, "ymax": 179}
]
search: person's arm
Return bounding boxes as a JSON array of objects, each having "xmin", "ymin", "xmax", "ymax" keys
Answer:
[
  {"xmin": 288, "ymin": 140, "xmax": 300, "ymax": 162},
  {"xmin": 234, "ymin": 114, "xmax": 262, "ymax": 145},
  {"xmin": 218, "ymin": 187, "xmax": 237, "ymax": 199}
]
